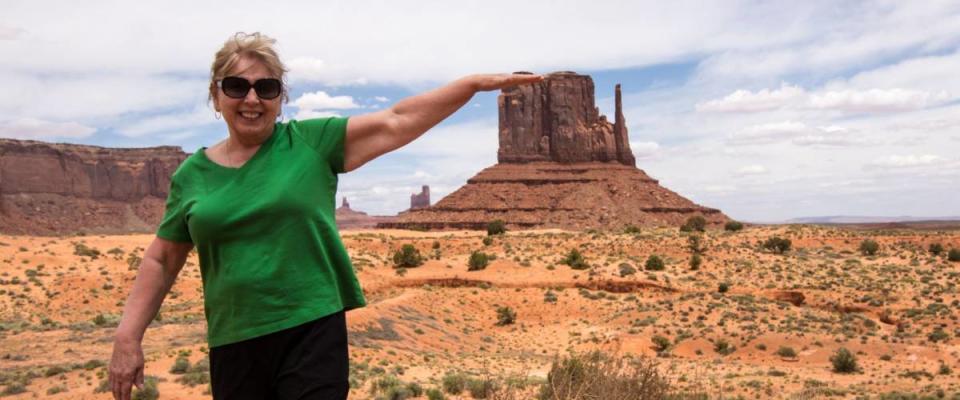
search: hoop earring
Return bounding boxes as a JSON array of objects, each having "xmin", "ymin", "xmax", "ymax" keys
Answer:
[
  {"xmin": 214, "ymin": 111, "xmax": 221, "ymax": 120},
  {"xmin": 277, "ymin": 111, "xmax": 283, "ymax": 121}
]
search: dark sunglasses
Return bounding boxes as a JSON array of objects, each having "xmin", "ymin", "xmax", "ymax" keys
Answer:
[{"xmin": 217, "ymin": 76, "xmax": 283, "ymax": 100}]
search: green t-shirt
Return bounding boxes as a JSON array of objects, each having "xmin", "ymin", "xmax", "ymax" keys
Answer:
[{"xmin": 156, "ymin": 117, "xmax": 366, "ymax": 347}]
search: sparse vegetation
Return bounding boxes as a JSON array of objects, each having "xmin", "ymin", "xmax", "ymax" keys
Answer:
[
  {"xmin": 538, "ymin": 351, "xmax": 672, "ymax": 400},
  {"xmin": 714, "ymin": 339, "xmax": 735, "ymax": 355},
  {"xmin": 775, "ymin": 346, "xmax": 797, "ymax": 358},
  {"xmin": 487, "ymin": 220, "xmax": 506, "ymax": 236},
  {"xmin": 949, "ymin": 248, "xmax": 960, "ymax": 262},
  {"xmin": 495, "ymin": 306, "xmax": 516, "ymax": 326},
  {"xmin": 689, "ymin": 254, "xmax": 702, "ymax": 270},
  {"xmin": 468, "ymin": 251, "xmax": 491, "ymax": 271},
  {"xmin": 680, "ymin": 215, "xmax": 707, "ymax": 232},
  {"xmin": 644, "ymin": 255, "xmax": 664, "ymax": 271},
  {"xmin": 561, "ymin": 248, "xmax": 589, "ymax": 270},
  {"xmin": 859, "ymin": 239, "xmax": 880, "ymax": 256},
  {"xmin": 393, "ymin": 244, "xmax": 425, "ymax": 268},
  {"xmin": 762, "ymin": 236, "xmax": 792, "ymax": 254},
  {"xmin": 724, "ymin": 221, "xmax": 744, "ymax": 232},
  {"xmin": 928, "ymin": 243, "xmax": 944, "ymax": 256},
  {"xmin": 830, "ymin": 347, "xmax": 859, "ymax": 373}
]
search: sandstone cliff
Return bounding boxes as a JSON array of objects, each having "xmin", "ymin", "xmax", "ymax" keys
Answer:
[{"xmin": 0, "ymin": 139, "xmax": 187, "ymax": 235}]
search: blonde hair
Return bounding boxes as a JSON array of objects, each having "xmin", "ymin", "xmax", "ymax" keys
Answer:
[{"xmin": 208, "ymin": 32, "xmax": 289, "ymax": 104}]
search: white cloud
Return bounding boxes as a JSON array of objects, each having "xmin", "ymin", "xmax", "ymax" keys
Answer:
[
  {"xmin": 0, "ymin": 118, "xmax": 95, "ymax": 140},
  {"xmin": 728, "ymin": 121, "xmax": 809, "ymax": 145},
  {"xmin": 735, "ymin": 164, "xmax": 767, "ymax": 176},
  {"xmin": 630, "ymin": 141, "xmax": 659, "ymax": 159},
  {"xmin": 293, "ymin": 91, "xmax": 360, "ymax": 110},
  {"xmin": 374, "ymin": 96, "xmax": 390, "ymax": 102},
  {"xmin": 867, "ymin": 154, "xmax": 946, "ymax": 169},
  {"xmin": 809, "ymin": 88, "xmax": 950, "ymax": 112},
  {"xmin": 0, "ymin": 25, "xmax": 24, "ymax": 40},
  {"xmin": 696, "ymin": 83, "xmax": 805, "ymax": 112},
  {"xmin": 118, "ymin": 104, "xmax": 218, "ymax": 138}
]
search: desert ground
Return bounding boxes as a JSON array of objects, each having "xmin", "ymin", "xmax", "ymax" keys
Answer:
[{"xmin": 1, "ymin": 224, "xmax": 959, "ymax": 399}]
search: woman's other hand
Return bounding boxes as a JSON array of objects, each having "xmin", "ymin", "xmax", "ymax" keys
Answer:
[
  {"xmin": 109, "ymin": 336, "xmax": 145, "ymax": 400},
  {"xmin": 469, "ymin": 73, "xmax": 544, "ymax": 92}
]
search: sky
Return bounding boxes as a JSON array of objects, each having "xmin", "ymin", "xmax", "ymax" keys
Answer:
[{"xmin": 2, "ymin": 0, "xmax": 959, "ymax": 222}]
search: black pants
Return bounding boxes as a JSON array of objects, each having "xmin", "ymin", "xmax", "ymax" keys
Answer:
[{"xmin": 209, "ymin": 311, "xmax": 349, "ymax": 400}]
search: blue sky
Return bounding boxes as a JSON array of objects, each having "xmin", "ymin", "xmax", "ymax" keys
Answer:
[{"xmin": 2, "ymin": 1, "xmax": 959, "ymax": 222}]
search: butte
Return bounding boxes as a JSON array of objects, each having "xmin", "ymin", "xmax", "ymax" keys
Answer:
[{"xmin": 382, "ymin": 71, "xmax": 728, "ymax": 230}]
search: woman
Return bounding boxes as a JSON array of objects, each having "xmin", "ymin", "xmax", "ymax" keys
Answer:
[{"xmin": 108, "ymin": 32, "xmax": 541, "ymax": 400}]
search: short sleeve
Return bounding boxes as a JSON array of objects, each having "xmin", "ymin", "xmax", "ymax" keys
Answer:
[
  {"xmin": 292, "ymin": 117, "xmax": 349, "ymax": 174},
  {"xmin": 156, "ymin": 177, "xmax": 193, "ymax": 243}
]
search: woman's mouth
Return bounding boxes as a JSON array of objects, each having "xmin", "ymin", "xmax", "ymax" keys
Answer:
[{"xmin": 240, "ymin": 112, "xmax": 262, "ymax": 120}]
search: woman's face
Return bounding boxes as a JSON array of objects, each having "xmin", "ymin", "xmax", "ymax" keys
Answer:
[{"xmin": 213, "ymin": 56, "xmax": 282, "ymax": 143}]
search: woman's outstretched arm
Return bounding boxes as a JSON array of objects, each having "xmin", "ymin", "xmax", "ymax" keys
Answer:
[{"xmin": 343, "ymin": 73, "xmax": 543, "ymax": 172}]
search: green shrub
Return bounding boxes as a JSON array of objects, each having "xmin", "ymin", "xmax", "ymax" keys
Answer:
[
  {"xmin": 468, "ymin": 251, "xmax": 490, "ymax": 271},
  {"xmin": 46, "ymin": 385, "xmax": 67, "ymax": 395},
  {"xmin": 132, "ymin": 376, "xmax": 160, "ymax": 400},
  {"xmin": 562, "ymin": 249, "xmax": 589, "ymax": 270},
  {"xmin": 680, "ymin": 216, "xmax": 706, "ymax": 232},
  {"xmin": 713, "ymin": 339, "xmax": 735, "ymax": 355},
  {"xmin": 928, "ymin": 328, "xmax": 950, "ymax": 342},
  {"xmin": 644, "ymin": 255, "xmax": 664, "ymax": 271},
  {"xmin": 1, "ymin": 382, "xmax": 26, "ymax": 396},
  {"xmin": 486, "ymin": 220, "xmax": 506, "ymax": 236},
  {"xmin": 775, "ymin": 346, "xmax": 797, "ymax": 358},
  {"xmin": 73, "ymin": 243, "xmax": 101, "ymax": 258},
  {"xmin": 651, "ymin": 335, "xmax": 671, "ymax": 353},
  {"xmin": 442, "ymin": 373, "xmax": 467, "ymax": 395},
  {"xmin": 830, "ymin": 347, "xmax": 858, "ymax": 373},
  {"xmin": 538, "ymin": 351, "xmax": 671, "ymax": 400},
  {"xmin": 44, "ymin": 365, "xmax": 69, "ymax": 377},
  {"xmin": 718, "ymin": 282, "xmax": 730, "ymax": 293},
  {"xmin": 948, "ymin": 248, "xmax": 960, "ymax": 262},
  {"xmin": 618, "ymin": 263, "xmax": 636, "ymax": 277},
  {"xmin": 689, "ymin": 254, "xmax": 702, "ymax": 270},
  {"xmin": 859, "ymin": 239, "xmax": 880, "ymax": 256},
  {"xmin": 482, "ymin": 237, "xmax": 493, "ymax": 246},
  {"xmin": 686, "ymin": 234, "xmax": 706, "ymax": 255},
  {"xmin": 928, "ymin": 243, "xmax": 944, "ymax": 256},
  {"xmin": 496, "ymin": 306, "xmax": 516, "ymax": 326},
  {"xmin": 426, "ymin": 387, "xmax": 445, "ymax": 400},
  {"xmin": 467, "ymin": 378, "xmax": 497, "ymax": 399},
  {"xmin": 623, "ymin": 225, "xmax": 642, "ymax": 234},
  {"xmin": 393, "ymin": 244, "xmax": 425, "ymax": 268},
  {"xmin": 724, "ymin": 221, "xmax": 744, "ymax": 232},
  {"xmin": 169, "ymin": 356, "xmax": 190, "ymax": 374},
  {"xmin": 762, "ymin": 236, "xmax": 792, "ymax": 254}
]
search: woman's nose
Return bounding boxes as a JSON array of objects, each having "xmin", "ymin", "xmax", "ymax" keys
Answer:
[{"xmin": 243, "ymin": 86, "xmax": 260, "ymax": 103}]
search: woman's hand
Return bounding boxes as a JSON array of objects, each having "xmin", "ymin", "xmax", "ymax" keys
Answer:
[
  {"xmin": 469, "ymin": 73, "xmax": 544, "ymax": 92},
  {"xmin": 109, "ymin": 337, "xmax": 145, "ymax": 400}
]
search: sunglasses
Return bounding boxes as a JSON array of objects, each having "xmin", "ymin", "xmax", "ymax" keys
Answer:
[{"xmin": 217, "ymin": 76, "xmax": 283, "ymax": 100}]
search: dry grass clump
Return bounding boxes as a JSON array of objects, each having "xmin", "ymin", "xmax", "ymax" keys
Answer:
[{"xmin": 537, "ymin": 351, "xmax": 683, "ymax": 400}]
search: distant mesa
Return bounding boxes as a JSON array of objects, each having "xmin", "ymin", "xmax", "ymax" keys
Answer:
[
  {"xmin": 410, "ymin": 185, "xmax": 430, "ymax": 209},
  {"xmin": 0, "ymin": 138, "xmax": 187, "ymax": 235},
  {"xmin": 379, "ymin": 71, "xmax": 728, "ymax": 231},
  {"xmin": 335, "ymin": 197, "xmax": 395, "ymax": 230}
]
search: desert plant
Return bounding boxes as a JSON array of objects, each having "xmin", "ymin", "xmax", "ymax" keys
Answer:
[
  {"xmin": 392, "ymin": 244, "xmax": 425, "ymax": 268},
  {"xmin": 487, "ymin": 220, "xmax": 506, "ymax": 236},
  {"xmin": 713, "ymin": 339, "xmax": 735, "ymax": 355},
  {"xmin": 680, "ymin": 216, "xmax": 706, "ymax": 232},
  {"xmin": 468, "ymin": 251, "xmax": 490, "ymax": 271},
  {"xmin": 830, "ymin": 347, "xmax": 858, "ymax": 373},
  {"xmin": 762, "ymin": 236, "xmax": 792, "ymax": 254},
  {"xmin": 689, "ymin": 254, "xmax": 702, "ymax": 271},
  {"xmin": 467, "ymin": 378, "xmax": 497, "ymax": 399},
  {"xmin": 724, "ymin": 221, "xmax": 744, "ymax": 232},
  {"xmin": 623, "ymin": 225, "xmax": 642, "ymax": 234},
  {"xmin": 618, "ymin": 263, "xmax": 636, "ymax": 277},
  {"xmin": 644, "ymin": 255, "xmax": 664, "ymax": 271},
  {"xmin": 718, "ymin": 282, "xmax": 730, "ymax": 293},
  {"xmin": 859, "ymin": 239, "xmax": 880, "ymax": 256},
  {"xmin": 929, "ymin": 243, "xmax": 944, "ymax": 256},
  {"xmin": 562, "ymin": 249, "xmax": 589, "ymax": 270},
  {"xmin": 132, "ymin": 376, "xmax": 160, "ymax": 400},
  {"xmin": 442, "ymin": 373, "xmax": 467, "ymax": 395},
  {"xmin": 686, "ymin": 234, "xmax": 706, "ymax": 255},
  {"xmin": 538, "ymin": 351, "xmax": 671, "ymax": 400},
  {"xmin": 482, "ymin": 236, "xmax": 493, "ymax": 246},
  {"xmin": 169, "ymin": 356, "xmax": 190, "ymax": 374},
  {"xmin": 496, "ymin": 306, "xmax": 516, "ymax": 326},
  {"xmin": 651, "ymin": 335, "xmax": 671, "ymax": 353},
  {"xmin": 775, "ymin": 346, "xmax": 797, "ymax": 358},
  {"xmin": 949, "ymin": 248, "xmax": 960, "ymax": 262},
  {"xmin": 426, "ymin": 387, "xmax": 446, "ymax": 400}
]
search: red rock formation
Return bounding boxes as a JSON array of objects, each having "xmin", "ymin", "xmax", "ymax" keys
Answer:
[
  {"xmin": 498, "ymin": 72, "xmax": 634, "ymax": 166},
  {"xmin": 335, "ymin": 196, "xmax": 396, "ymax": 230},
  {"xmin": 410, "ymin": 185, "xmax": 430, "ymax": 209},
  {"xmin": 0, "ymin": 138, "xmax": 187, "ymax": 235},
  {"xmin": 381, "ymin": 71, "xmax": 727, "ymax": 231}
]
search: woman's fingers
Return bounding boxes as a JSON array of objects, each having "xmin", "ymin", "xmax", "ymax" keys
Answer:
[{"xmin": 474, "ymin": 73, "xmax": 544, "ymax": 91}]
